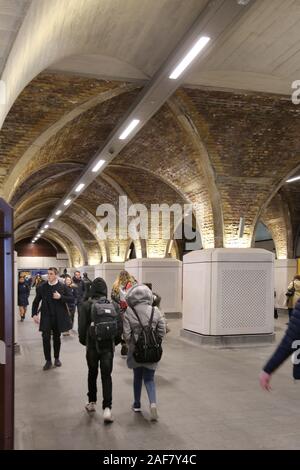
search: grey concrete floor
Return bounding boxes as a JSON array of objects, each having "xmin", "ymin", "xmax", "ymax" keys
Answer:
[{"xmin": 15, "ymin": 296, "xmax": 300, "ymax": 450}]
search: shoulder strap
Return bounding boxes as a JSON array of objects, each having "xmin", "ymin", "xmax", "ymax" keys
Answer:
[{"xmin": 132, "ymin": 306, "xmax": 155, "ymax": 330}]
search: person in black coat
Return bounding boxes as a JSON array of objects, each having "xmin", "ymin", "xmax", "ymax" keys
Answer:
[
  {"xmin": 18, "ymin": 276, "xmax": 30, "ymax": 321},
  {"xmin": 72, "ymin": 271, "xmax": 85, "ymax": 305},
  {"xmin": 32, "ymin": 267, "xmax": 73, "ymax": 370},
  {"xmin": 260, "ymin": 298, "xmax": 300, "ymax": 390},
  {"xmin": 78, "ymin": 277, "xmax": 121, "ymax": 423}
]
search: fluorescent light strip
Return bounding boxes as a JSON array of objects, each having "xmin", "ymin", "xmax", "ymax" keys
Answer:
[
  {"xmin": 49, "ymin": 218, "xmax": 55, "ymax": 223},
  {"xmin": 169, "ymin": 36, "xmax": 210, "ymax": 79},
  {"xmin": 64, "ymin": 199, "xmax": 71, "ymax": 206},
  {"xmin": 286, "ymin": 175, "xmax": 300, "ymax": 183},
  {"xmin": 119, "ymin": 119, "xmax": 140, "ymax": 140},
  {"xmin": 41, "ymin": 230, "xmax": 45, "ymax": 233},
  {"xmin": 56, "ymin": 210, "xmax": 62, "ymax": 216},
  {"xmin": 44, "ymin": 225, "xmax": 49, "ymax": 229},
  {"xmin": 75, "ymin": 183, "xmax": 85, "ymax": 193},
  {"xmin": 92, "ymin": 159, "xmax": 106, "ymax": 173}
]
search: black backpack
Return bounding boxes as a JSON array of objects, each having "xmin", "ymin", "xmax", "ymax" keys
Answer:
[
  {"xmin": 90, "ymin": 299, "xmax": 121, "ymax": 343},
  {"xmin": 132, "ymin": 306, "xmax": 163, "ymax": 363}
]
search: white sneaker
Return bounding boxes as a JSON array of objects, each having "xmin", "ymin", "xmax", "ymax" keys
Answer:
[
  {"xmin": 103, "ymin": 407, "xmax": 114, "ymax": 423},
  {"xmin": 85, "ymin": 402, "xmax": 96, "ymax": 412},
  {"xmin": 150, "ymin": 403, "xmax": 158, "ymax": 421}
]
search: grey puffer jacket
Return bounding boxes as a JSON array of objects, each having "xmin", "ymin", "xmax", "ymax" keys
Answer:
[{"xmin": 123, "ymin": 284, "xmax": 166, "ymax": 370}]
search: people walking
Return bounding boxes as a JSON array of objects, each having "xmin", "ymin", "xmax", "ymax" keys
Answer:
[
  {"xmin": 78, "ymin": 277, "xmax": 122, "ymax": 423},
  {"xmin": 18, "ymin": 276, "xmax": 30, "ymax": 321},
  {"xmin": 64, "ymin": 275, "xmax": 78, "ymax": 332},
  {"xmin": 259, "ymin": 298, "xmax": 300, "ymax": 391},
  {"xmin": 72, "ymin": 270, "xmax": 85, "ymax": 306},
  {"xmin": 32, "ymin": 267, "xmax": 73, "ymax": 370},
  {"xmin": 123, "ymin": 284, "xmax": 166, "ymax": 421},
  {"xmin": 286, "ymin": 275, "xmax": 300, "ymax": 321}
]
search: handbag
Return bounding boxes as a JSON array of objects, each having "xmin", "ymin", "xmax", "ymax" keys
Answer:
[{"xmin": 285, "ymin": 281, "xmax": 295, "ymax": 298}]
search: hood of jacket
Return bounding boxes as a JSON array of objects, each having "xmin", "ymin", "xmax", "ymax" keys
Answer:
[
  {"xmin": 126, "ymin": 284, "xmax": 153, "ymax": 308},
  {"xmin": 89, "ymin": 277, "xmax": 107, "ymax": 298}
]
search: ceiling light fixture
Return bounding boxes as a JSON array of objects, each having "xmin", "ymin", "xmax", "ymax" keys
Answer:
[
  {"xmin": 75, "ymin": 183, "xmax": 85, "ymax": 192},
  {"xmin": 286, "ymin": 175, "xmax": 300, "ymax": 183},
  {"xmin": 56, "ymin": 210, "xmax": 62, "ymax": 216},
  {"xmin": 44, "ymin": 225, "xmax": 49, "ymax": 229},
  {"xmin": 41, "ymin": 230, "xmax": 45, "ymax": 233},
  {"xmin": 169, "ymin": 36, "xmax": 210, "ymax": 79},
  {"xmin": 119, "ymin": 119, "xmax": 140, "ymax": 140},
  {"xmin": 92, "ymin": 159, "xmax": 106, "ymax": 173},
  {"xmin": 49, "ymin": 218, "xmax": 55, "ymax": 223},
  {"xmin": 64, "ymin": 199, "xmax": 71, "ymax": 206}
]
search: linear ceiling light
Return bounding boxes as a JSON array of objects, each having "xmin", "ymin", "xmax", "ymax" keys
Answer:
[
  {"xmin": 40, "ymin": 230, "xmax": 45, "ymax": 233},
  {"xmin": 119, "ymin": 119, "xmax": 140, "ymax": 140},
  {"xmin": 49, "ymin": 218, "xmax": 55, "ymax": 223},
  {"xmin": 44, "ymin": 225, "xmax": 49, "ymax": 229},
  {"xmin": 75, "ymin": 183, "xmax": 85, "ymax": 193},
  {"xmin": 286, "ymin": 175, "xmax": 300, "ymax": 183},
  {"xmin": 55, "ymin": 210, "xmax": 62, "ymax": 216},
  {"xmin": 64, "ymin": 199, "xmax": 71, "ymax": 206},
  {"xmin": 169, "ymin": 36, "xmax": 210, "ymax": 79},
  {"xmin": 92, "ymin": 159, "xmax": 106, "ymax": 173}
]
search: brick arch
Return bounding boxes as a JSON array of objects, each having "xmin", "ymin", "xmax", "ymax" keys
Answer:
[
  {"xmin": 259, "ymin": 192, "xmax": 293, "ymax": 259},
  {"xmin": 182, "ymin": 88, "xmax": 300, "ymax": 249},
  {"xmin": 2, "ymin": 76, "xmax": 138, "ymax": 202},
  {"xmin": 1, "ymin": 83, "xmax": 140, "ymax": 204},
  {"xmin": 14, "ymin": 220, "xmax": 78, "ymax": 267},
  {"xmin": 114, "ymin": 99, "xmax": 220, "ymax": 249}
]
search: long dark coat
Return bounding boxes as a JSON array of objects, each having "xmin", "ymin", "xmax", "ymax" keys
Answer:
[
  {"xmin": 18, "ymin": 282, "xmax": 30, "ymax": 307},
  {"xmin": 32, "ymin": 281, "xmax": 73, "ymax": 333}
]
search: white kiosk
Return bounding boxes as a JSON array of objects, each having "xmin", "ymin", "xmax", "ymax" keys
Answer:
[{"xmin": 182, "ymin": 248, "xmax": 274, "ymax": 346}]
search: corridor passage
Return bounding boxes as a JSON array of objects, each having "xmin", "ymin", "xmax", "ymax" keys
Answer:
[{"xmin": 15, "ymin": 296, "xmax": 300, "ymax": 450}]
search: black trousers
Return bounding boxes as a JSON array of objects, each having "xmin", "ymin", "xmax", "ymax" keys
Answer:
[
  {"xmin": 86, "ymin": 345, "xmax": 113, "ymax": 409},
  {"xmin": 42, "ymin": 316, "xmax": 61, "ymax": 361}
]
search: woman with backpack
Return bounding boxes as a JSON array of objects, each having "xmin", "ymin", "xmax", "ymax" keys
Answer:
[{"xmin": 123, "ymin": 284, "xmax": 166, "ymax": 421}]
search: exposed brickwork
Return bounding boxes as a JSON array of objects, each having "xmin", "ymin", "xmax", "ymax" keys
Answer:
[
  {"xmin": 261, "ymin": 192, "xmax": 293, "ymax": 259},
  {"xmin": 0, "ymin": 72, "xmax": 123, "ymax": 188},
  {"xmin": 282, "ymin": 182, "xmax": 300, "ymax": 254},
  {"xmin": 184, "ymin": 88, "xmax": 300, "ymax": 248},
  {"xmin": 114, "ymin": 102, "xmax": 216, "ymax": 248}
]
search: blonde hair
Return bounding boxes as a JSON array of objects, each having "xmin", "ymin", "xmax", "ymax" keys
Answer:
[{"xmin": 112, "ymin": 270, "xmax": 136, "ymax": 295}]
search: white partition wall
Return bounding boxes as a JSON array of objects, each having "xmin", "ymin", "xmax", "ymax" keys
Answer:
[
  {"xmin": 80, "ymin": 266, "xmax": 96, "ymax": 281},
  {"xmin": 182, "ymin": 249, "xmax": 274, "ymax": 345},
  {"xmin": 125, "ymin": 258, "xmax": 182, "ymax": 315},
  {"xmin": 94, "ymin": 263, "xmax": 125, "ymax": 296},
  {"xmin": 274, "ymin": 259, "xmax": 297, "ymax": 308}
]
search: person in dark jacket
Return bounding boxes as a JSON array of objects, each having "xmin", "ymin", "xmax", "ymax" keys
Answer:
[
  {"xmin": 79, "ymin": 277, "xmax": 121, "ymax": 423},
  {"xmin": 73, "ymin": 271, "xmax": 85, "ymax": 305},
  {"xmin": 82, "ymin": 272, "xmax": 92, "ymax": 300},
  {"xmin": 18, "ymin": 276, "xmax": 30, "ymax": 321},
  {"xmin": 259, "ymin": 298, "xmax": 300, "ymax": 390},
  {"xmin": 64, "ymin": 275, "xmax": 78, "ymax": 332},
  {"xmin": 32, "ymin": 267, "xmax": 73, "ymax": 370}
]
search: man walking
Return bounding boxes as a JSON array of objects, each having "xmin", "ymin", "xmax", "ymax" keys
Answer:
[{"xmin": 32, "ymin": 267, "xmax": 73, "ymax": 370}]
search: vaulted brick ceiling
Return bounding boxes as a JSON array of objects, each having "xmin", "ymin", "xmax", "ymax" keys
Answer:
[{"xmin": 1, "ymin": 69, "xmax": 300, "ymax": 261}]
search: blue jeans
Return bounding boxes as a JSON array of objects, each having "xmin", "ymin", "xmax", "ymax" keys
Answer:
[{"xmin": 133, "ymin": 367, "xmax": 156, "ymax": 407}]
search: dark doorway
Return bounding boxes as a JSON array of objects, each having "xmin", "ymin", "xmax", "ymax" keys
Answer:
[{"xmin": 0, "ymin": 198, "xmax": 14, "ymax": 449}]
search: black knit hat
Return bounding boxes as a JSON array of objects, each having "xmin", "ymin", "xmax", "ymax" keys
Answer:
[{"xmin": 89, "ymin": 277, "xmax": 107, "ymax": 298}]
